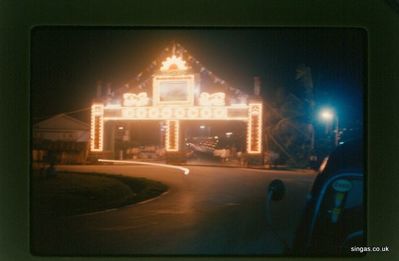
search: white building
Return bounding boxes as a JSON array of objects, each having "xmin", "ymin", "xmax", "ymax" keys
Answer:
[{"xmin": 32, "ymin": 114, "xmax": 90, "ymax": 164}]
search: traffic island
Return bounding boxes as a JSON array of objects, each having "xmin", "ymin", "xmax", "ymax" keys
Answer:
[{"xmin": 31, "ymin": 171, "xmax": 168, "ymax": 217}]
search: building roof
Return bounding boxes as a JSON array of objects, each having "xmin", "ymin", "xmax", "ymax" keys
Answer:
[{"xmin": 33, "ymin": 114, "xmax": 90, "ymax": 131}]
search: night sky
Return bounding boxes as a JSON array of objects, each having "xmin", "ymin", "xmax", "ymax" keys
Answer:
[{"xmin": 31, "ymin": 28, "xmax": 365, "ymax": 128}]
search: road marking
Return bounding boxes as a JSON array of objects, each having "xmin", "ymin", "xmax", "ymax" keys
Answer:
[{"xmin": 98, "ymin": 159, "xmax": 190, "ymax": 175}]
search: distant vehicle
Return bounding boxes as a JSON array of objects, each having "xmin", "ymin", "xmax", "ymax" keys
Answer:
[{"xmin": 267, "ymin": 139, "xmax": 364, "ymax": 256}]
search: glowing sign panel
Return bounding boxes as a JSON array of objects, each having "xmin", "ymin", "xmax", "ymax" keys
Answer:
[
  {"xmin": 159, "ymin": 81, "xmax": 189, "ymax": 102},
  {"xmin": 153, "ymin": 75, "xmax": 195, "ymax": 106},
  {"xmin": 115, "ymin": 106, "xmax": 247, "ymax": 120}
]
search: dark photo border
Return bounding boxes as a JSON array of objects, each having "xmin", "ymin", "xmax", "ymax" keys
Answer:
[{"xmin": 1, "ymin": 0, "xmax": 398, "ymax": 260}]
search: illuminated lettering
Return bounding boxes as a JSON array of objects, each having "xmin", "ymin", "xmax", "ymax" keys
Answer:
[{"xmin": 107, "ymin": 106, "xmax": 249, "ymax": 120}]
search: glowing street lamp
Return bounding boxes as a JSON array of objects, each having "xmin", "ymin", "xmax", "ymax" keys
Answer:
[
  {"xmin": 319, "ymin": 108, "xmax": 339, "ymax": 146},
  {"xmin": 320, "ymin": 109, "xmax": 334, "ymax": 122}
]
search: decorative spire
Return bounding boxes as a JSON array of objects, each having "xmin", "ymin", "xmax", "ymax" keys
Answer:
[
  {"xmin": 172, "ymin": 41, "xmax": 176, "ymax": 56},
  {"xmin": 160, "ymin": 55, "xmax": 187, "ymax": 71}
]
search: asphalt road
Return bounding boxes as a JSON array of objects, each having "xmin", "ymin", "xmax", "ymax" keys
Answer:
[{"xmin": 32, "ymin": 165, "xmax": 317, "ymax": 256}]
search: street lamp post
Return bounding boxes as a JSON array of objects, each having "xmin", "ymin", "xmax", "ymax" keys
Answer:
[
  {"xmin": 334, "ymin": 115, "xmax": 339, "ymax": 146},
  {"xmin": 320, "ymin": 108, "xmax": 339, "ymax": 146}
]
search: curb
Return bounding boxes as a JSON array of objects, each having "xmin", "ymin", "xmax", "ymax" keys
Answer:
[{"xmin": 71, "ymin": 190, "xmax": 170, "ymax": 217}]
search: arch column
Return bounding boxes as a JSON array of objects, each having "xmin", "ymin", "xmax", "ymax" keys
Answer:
[
  {"xmin": 90, "ymin": 103, "xmax": 104, "ymax": 152},
  {"xmin": 246, "ymin": 102, "xmax": 263, "ymax": 154},
  {"xmin": 165, "ymin": 119, "xmax": 186, "ymax": 163},
  {"xmin": 165, "ymin": 120, "xmax": 180, "ymax": 152}
]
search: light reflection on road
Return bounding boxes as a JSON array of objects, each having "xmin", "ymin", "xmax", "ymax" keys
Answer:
[{"xmin": 98, "ymin": 159, "xmax": 190, "ymax": 175}]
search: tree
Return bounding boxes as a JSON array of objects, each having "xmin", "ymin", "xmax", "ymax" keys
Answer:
[{"xmin": 264, "ymin": 70, "xmax": 315, "ymax": 167}]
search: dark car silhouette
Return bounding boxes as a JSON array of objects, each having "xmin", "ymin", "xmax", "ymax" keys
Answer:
[{"xmin": 268, "ymin": 139, "xmax": 365, "ymax": 256}]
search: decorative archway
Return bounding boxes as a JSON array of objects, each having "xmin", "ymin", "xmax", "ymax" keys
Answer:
[{"xmin": 90, "ymin": 45, "xmax": 263, "ymax": 161}]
